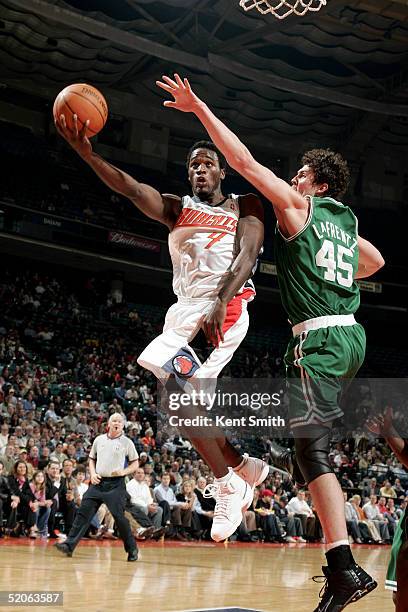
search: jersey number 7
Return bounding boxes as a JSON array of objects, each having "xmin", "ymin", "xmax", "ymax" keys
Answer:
[{"xmin": 205, "ymin": 232, "xmax": 227, "ymax": 249}]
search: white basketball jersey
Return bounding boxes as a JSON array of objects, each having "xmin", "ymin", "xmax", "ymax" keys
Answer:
[{"xmin": 169, "ymin": 194, "xmax": 256, "ymax": 300}]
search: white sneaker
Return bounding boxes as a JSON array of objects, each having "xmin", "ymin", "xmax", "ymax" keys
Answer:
[
  {"xmin": 233, "ymin": 453, "xmax": 270, "ymax": 489},
  {"xmin": 204, "ymin": 471, "xmax": 253, "ymax": 542},
  {"xmin": 297, "ymin": 536, "xmax": 307, "ymax": 543},
  {"xmin": 285, "ymin": 536, "xmax": 296, "ymax": 542}
]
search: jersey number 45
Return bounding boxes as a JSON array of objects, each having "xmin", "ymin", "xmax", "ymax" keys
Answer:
[{"xmin": 315, "ymin": 239, "xmax": 354, "ymax": 288}]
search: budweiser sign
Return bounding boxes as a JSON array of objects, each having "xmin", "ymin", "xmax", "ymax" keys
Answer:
[{"xmin": 108, "ymin": 231, "xmax": 160, "ymax": 253}]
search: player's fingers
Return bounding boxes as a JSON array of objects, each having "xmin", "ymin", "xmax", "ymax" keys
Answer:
[
  {"xmin": 156, "ymin": 80, "xmax": 176, "ymax": 93},
  {"xmin": 161, "ymin": 75, "xmax": 178, "ymax": 88},
  {"xmin": 78, "ymin": 119, "xmax": 89, "ymax": 140},
  {"xmin": 218, "ymin": 322, "xmax": 224, "ymax": 343},
  {"xmin": 73, "ymin": 114, "xmax": 79, "ymax": 138},
  {"xmin": 205, "ymin": 320, "xmax": 215, "ymax": 346},
  {"xmin": 60, "ymin": 114, "xmax": 67, "ymax": 129},
  {"xmin": 54, "ymin": 119, "xmax": 64, "ymax": 136},
  {"xmin": 210, "ymin": 321, "xmax": 218, "ymax": 347},
  {"xmin": 174, "ymin": 73, "xmax": 184, "ymax": 87},
  {"xmin": 163, "ymin": 101, "xmax": 177, "ymax": 108},
  {"xmin": 184, "ymin": 78, "xmax": 191, "ymax": 91}
]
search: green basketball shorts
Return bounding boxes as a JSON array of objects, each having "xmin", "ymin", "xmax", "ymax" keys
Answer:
[{"xmin": 285, "ymin": 322, "xmax": 366, "ymax": 428}]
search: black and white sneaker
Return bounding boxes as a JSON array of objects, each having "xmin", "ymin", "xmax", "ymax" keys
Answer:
[
  {"xmin": 313, "ymin": 563, "xmax": 377, "ymax": 611},
  {"xmin": 268, "ymin": 441, "xmax": 306, "ymax": 487}
]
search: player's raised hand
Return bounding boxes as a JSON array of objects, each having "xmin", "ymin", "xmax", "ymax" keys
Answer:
[
  {"xmin": 54, "ymin": 113, "xmax": 93, "ymax": 160},
  {"xmin": 366, "ymin": 405, "xmax": 394, "ymax": 436},
  {"xmin": 156, "ymin": 74, "xmax": 201, "ymax": 113}
]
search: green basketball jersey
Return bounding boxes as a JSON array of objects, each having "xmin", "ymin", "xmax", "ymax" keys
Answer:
[{"xmin": 275, "ymin": 196, "xmax": 360, "ymax": 325}]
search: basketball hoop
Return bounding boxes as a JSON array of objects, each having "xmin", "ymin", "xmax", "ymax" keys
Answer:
[{"xmin": 239, "ymin": 0, "xmax": 327, "ymax": 20}]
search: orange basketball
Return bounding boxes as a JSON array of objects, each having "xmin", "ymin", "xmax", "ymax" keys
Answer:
[{"xmin": 53, "ymin": 83, "xmax": 108, "ymax": 138}]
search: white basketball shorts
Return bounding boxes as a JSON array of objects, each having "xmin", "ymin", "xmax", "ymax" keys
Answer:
[{"xmin": 137, "ymin": 289, "xmax": 254, "ymax": 381}]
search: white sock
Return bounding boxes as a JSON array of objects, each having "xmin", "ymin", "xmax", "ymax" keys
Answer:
[
  {"xmin": 232, "ymin": 454, "xmax": 248, "ymax": 472},
  {"xmin": 215, "ymin": 469, "xmax": 232, "ymax": 482},
  {"xmin": 326, "ymin": 539, "xmax": 350, "ymax": 552}
]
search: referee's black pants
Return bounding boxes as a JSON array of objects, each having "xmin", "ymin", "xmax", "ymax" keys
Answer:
[{"xmin": 64, "ymin": 477, "xmax": 136, "ymax": 553}]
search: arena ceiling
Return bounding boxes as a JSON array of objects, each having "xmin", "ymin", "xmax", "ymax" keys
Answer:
[{"xmin": 0, "ymin": 0, "xmax": 407, "ymax": 158}]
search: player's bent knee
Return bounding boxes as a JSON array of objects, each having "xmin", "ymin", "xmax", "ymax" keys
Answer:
[{"xmin": 294, "ymin": 425, "xmax": 333, "ymax": 485}]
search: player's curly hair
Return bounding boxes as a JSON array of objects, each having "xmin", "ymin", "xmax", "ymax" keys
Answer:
[
  {"xmin": 186, "ymin": 140, "xmax": 227, "ymax": 171},
  {"xmin": 301, "ymin": 148, "xmax": 350, "ymax": 200}
]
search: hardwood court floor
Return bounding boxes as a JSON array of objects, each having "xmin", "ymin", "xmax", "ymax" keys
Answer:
[{"xmin": 0, "ymin": 540, "xmax": 394, "ymax": 612}]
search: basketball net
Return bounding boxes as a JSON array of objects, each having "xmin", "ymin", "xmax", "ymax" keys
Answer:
[{"xmin": 239, "ymin": 0, "xmax": 327, "ymax": 19}]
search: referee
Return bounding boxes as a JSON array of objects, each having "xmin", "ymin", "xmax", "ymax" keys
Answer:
[{"xmin": 55, "ymin": 413, "xmax": 139, "ymax": 561}]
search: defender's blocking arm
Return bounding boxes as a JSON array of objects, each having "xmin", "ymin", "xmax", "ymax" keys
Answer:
[
  {"xmin": 55, "ymin": 113, "xmax": 180, "ymax": 229},
  {"xmin": 156, "ymin": 74, "xmax": 306, "ymax": 214}
]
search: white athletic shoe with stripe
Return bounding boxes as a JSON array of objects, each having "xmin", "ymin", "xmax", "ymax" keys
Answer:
[
  {"xmin": 233, "ymin": 453, "xmax": 270, "ymax": 492},
  {"xmin": 204, "ymin": 470, "xmax": 253, "ymax": 542}
]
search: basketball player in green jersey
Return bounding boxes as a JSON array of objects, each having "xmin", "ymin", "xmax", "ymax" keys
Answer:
[
  {"xmin": 157, "ymin": 74, "xmax": 385, "ymax": 611},
  {"xmin": 367, "ymin": 407, "xmax": 408, "ymax": 612}
]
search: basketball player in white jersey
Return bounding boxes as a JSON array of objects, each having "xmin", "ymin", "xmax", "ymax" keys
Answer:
[{"xmin": 55, "ymin": 114, "xmax": 270, "ymax": 542}]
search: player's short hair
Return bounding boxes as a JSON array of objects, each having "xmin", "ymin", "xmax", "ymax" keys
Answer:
[
  {"xmin": 301, "ymin": 148, "xmax": 350, "ymax": 200},
  {"xmin": 186, "ymin": 140, "xmax": 227, "ymax": 171}
]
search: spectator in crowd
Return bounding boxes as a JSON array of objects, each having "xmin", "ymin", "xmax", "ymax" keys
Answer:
[
  {"xmin": 154, "ymin": 473, "xmax": 191, "ymax": 541},
  {"xmin": 286, "ymin": 490, "xmax": 318, "ymax": 541},
  {"xmin": 0, "ymin": 460, "xmax": 11, "ymax": 537},
  {"xmin": 44, "ymin": 461, "xmax": 60, "ymax": 538},
  {"xmin": 362, "ymin": 495, "xmax": 391, "ymax": 542},
  {"xmin": 393, "ymin": 479, "xmax": 406, "ymax": 499},
  {"xmin": 29, "ymin": 470, "xmax": 53, "ymax": 539},
  {"xmin": 362, "ymin": 478, "xmax": 380, "ymax": 499},
  {"xmin": 62, "ymin": 407, "xmax": 78, "ymax": 433},
  {"xmin": 176, "ymin": 480, "xmax": 201, "ymax": 540},
  {"xmin": 351, "ymin": 494, "xmax": 382, "ymax": 543},
  {"xmin": 254, "ymin": 489, "xmax": 285, "ymax": 543},
  {"xmin": 0, "ymin": 423, "xmax": 9, "ymax": 450},
  {"xmin": 7, "ymin": 460, "xmax": 36, "ymax": 536},
  {"xmin": 76, "ymin": 415, "xmax": 91, "ymax": 438},
  {"xmin": 50, "ymin": 443, "xmax": 67, "ymax": 464},
  {"xmin": 378, "ymin": 496, "xmax": 397, "ymax": 537},
  {"xmin": 19, "ymin": 449, "xmax": 34, "ymax": 479},
  {"xmin": 273, "ymin": 494, "xmax": 306, "ymax": 543},
  {"xmin": 58, "ymin": 459, "xmax": 79, "ymax": 534},
  {"xmin": 28, "ymin": 446, "xmax": 40, "ymax": 470},
  {"xmin": 194, "ymin": 476, "xmax": 214, "ymax": 538},
  {"xmin": 126, "ymin": 467, "xmax": 163, "ymax": 530},
  {"xmin": 1, "ymin": 445, "xmax": 17, "ymax": 475},
  {"xmin": 381, "ymin": 480, "xmax": 397, "ymax": 499},
  {"xmin": 344, "ymin": 492, "xmax": 364, "ymax": 543}
]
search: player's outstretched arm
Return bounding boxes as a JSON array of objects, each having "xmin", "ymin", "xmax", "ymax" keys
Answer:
[
  {"xmin": 355, "ymin": 236, "xmax": 385, "ymax": 279},
  {"xmin": 156, "ymin": 74, "xmax": 306, "ymax": 213},
  {"xmin": 55, "ymin": 113, "xmax": 180, "ymax": 229},
  {"xmin": 201, "ymin": 194, "xmax": 264, "ymax": 347}
]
